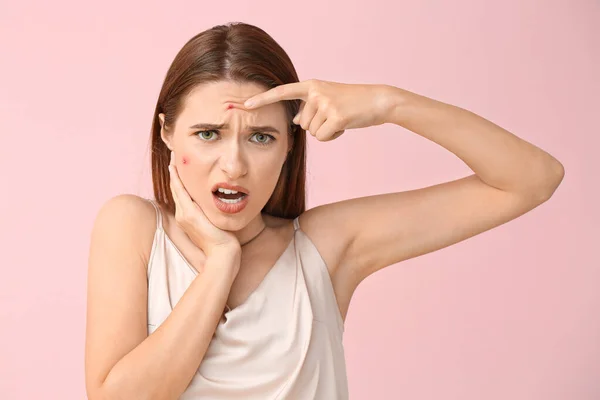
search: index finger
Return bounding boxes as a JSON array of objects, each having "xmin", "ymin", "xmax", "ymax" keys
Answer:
[{"xmin": 244, "ymin": 81, "xmax": 309, "ymax": 109}]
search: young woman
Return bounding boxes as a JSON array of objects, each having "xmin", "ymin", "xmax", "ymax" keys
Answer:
[{"xmin": 85, "ymin": 22, "xmax": 564, "ymax": 399}]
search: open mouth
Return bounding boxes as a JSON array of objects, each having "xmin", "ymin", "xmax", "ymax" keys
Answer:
[
  {"xmin": 211, "ymin": 187, "xmax": 250, "ymax": 214},
  {"xmin": 212, "ymin": 189, "xmax": 248, "ymax": 204}
]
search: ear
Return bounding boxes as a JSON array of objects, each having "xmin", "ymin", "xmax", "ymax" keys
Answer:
[{"xmin": 158, "ymin": 113, "xmax": 173, "ymax": 151}]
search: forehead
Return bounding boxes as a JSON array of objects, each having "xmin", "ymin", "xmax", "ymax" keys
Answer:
[{"xmin": 180, "ymin": 80, "xmax": 287, "ymax": 122}]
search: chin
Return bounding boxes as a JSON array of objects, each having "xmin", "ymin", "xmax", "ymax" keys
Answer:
[{"xmin": 207, "ymin": 210, "xmax": 249, "ymax": 232}]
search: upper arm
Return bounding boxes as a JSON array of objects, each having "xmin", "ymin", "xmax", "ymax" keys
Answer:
[
  {"xmin": 84, "ymin": 194, "xmax": 156, "ymax": 397},
  {"xmin": 313, "ymin": 173, "xmax": 559, "ymax": 284}
]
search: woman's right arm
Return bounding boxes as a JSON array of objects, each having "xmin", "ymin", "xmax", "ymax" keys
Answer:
[{"xmin": 85, "ymin": 195, "xmax": 240, "ymax": 400}]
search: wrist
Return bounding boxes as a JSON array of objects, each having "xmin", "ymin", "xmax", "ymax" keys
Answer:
[
  {"xmin": 207, "ymin": 243, "xmax": 241, "ymax": 259},
  {"xmin": 382, "ymin": 85, "xmax": 420, "ymax": 127},
  {"xmin": 207, "ymin": 243, "xmax": 241, "ymax": 265}
]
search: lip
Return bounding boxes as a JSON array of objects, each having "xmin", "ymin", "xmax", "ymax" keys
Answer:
[
  {"xmin": 212, "ymin": 192, "xmax": 249, "ymax": 214},
  {"xmin": 211, "ymin": 182, "xmax": 249, "ymax": 194}
]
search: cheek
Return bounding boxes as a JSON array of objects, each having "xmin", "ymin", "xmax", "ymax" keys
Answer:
[
  {"xmin": 177, "ymin": 154, "xmax": 210, "ymax": 195},
  {"xmin": 180, "ymin": 153, "xmax": 207, "ymax": 168},
  {"xmin": 181, "ymin": 151, "xmax": 216, "ymax": 166},
  {"xmin": 256, "ymin": 162, "xmax": 284, "ymax": 190}
]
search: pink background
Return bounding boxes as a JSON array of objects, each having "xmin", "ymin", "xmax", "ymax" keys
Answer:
[{"xmin": 1, "ymin": 1, "xmax": 598, "ymax": 399}]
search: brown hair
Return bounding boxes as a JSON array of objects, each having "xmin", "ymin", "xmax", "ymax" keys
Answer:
[{"xmin": 150, "ymin": 22, "xmax": 306, "ymax": 219}]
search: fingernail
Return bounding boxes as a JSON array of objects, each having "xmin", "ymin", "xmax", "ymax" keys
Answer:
[
  {"xmin": 244, "ymin": 100, "xmax": 254, "ymax": 108},
  {"xmin": 293, "ymin": 114, "xmax": 300, "ymax": 124}
]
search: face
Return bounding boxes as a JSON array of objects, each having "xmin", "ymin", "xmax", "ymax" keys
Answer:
[{"xmin": 159, "ymin": 80, "xmax": 291, "ymax": 232}]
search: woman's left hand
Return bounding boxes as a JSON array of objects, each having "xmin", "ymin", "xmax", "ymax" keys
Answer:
[{"xmin": 244, "ymin": 79, "xmax": 395, "ymax": 142}]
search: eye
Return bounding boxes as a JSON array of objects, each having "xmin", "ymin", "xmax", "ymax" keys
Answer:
[
  {"xmin": 195, "ymin": 130, "xmax": 218, "ymax": 140},
  {"xmin": 251, "ymin": 132, "xmax": 275, "ymax": 146}
]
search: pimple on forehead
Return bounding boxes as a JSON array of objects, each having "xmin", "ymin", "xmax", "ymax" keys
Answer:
[{"xmin": 226, "ymin": 103, "xmax": 234, "ymax": 110}]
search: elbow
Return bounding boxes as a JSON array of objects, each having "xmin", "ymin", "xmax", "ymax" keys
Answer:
[
  {"xmin": 87, "ymin": 380, "xmax": 132, "ymax": 400},
  {"xmin": 86, "ymin": 387, "xmax": 107, "ymax": 400},
  {"xmin": 91, "ymin": 382, "xmax": 164, "ymax": 400},
  {"xmin": 534, "ymin": 158, "xmax": 565, "ymax": 203}
]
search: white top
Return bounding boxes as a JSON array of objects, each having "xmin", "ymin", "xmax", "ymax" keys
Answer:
[{"xmin": 145, "ymin": 199, "xmax": 349, "ymax": 399}]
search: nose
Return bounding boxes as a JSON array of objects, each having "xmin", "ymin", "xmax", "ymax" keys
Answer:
[{"xmin": 219, "ymin": 140, "xmax": 248, "ymax": 179}]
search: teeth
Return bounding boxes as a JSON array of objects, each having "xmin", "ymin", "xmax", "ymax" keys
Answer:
[
  {"xmin": 218, "ymin": 197, "xmax": 245, "ymax": 204},
  {"xmin": 217, "ymin": 188, "xmax": 239, "ymax": 194}
]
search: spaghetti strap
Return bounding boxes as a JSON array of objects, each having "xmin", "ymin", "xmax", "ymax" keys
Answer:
[
  {"xmin": 145, "ymin": 205, "xmax": 349, "ymax": 398},
  {"xmin": 147, "ymin": 198, "xmax": 163, "ymax": 231}
]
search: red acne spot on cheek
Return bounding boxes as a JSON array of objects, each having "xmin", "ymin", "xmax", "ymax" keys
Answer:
[{"xmin": 182, "ymin": 156, "xmax": 189, "ymax": 165}]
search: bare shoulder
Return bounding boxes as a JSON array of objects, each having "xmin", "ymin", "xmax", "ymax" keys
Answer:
[
  {"xmin": 93, "ymin": 194, "xmax": 155, "ymax": 225},
  {"xmin": 90, "ymin": 194, "xmax": 158, "ymax": 266},
  {"xmin": 92, "ymin": 194, "xmax": 156, "ymax": 232},
  {"xmin": 297, "ymin": 204, "xmax": 360, "ymax": 284},
  {"xmin": 295, "ymin": 205, "xmax": 359, "ymax": 322},
  {"xmin": 85, "ymin": 194, "xmax": 157, "ymax": 395},
  {"xmin": 297, "ymin": 203, "xmax": 355, "ymax": 270}
]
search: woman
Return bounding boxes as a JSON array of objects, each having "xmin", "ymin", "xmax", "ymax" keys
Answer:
[{"xmin": 84, "ymin": 22, "xmax": 564, "ymax": 399}]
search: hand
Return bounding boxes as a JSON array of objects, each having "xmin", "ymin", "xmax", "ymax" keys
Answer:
[
  {"xmin": 168, "ymin": 151, "xmax": 241, "ymax": 257},
  {"xmin": 244, "ymin": 79, "xmax": 394, "ymax": 142}
]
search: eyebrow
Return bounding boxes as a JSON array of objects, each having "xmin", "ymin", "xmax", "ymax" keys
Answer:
[{"xmin": 189, "ymin": 123, "xmax": 281, "ymax": 134}]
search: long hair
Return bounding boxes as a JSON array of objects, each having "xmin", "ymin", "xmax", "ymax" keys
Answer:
[{"xmin": 150, "ymin": 22, "xmax": 306, "ymax": 219}]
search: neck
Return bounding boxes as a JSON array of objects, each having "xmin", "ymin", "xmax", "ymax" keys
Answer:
[{"xmin": 236, "ymin": 213, "xmax": 268, "ymax": 246}]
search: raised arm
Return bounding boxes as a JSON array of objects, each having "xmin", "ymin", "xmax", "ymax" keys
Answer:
[{"xmin": 247, "ymin": 80, "xmax": 564, "ymax": 292}]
